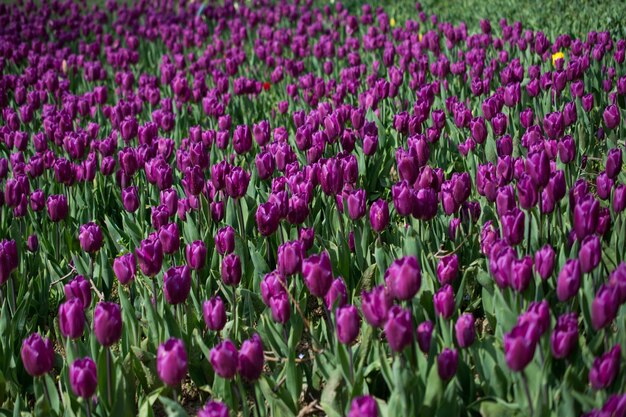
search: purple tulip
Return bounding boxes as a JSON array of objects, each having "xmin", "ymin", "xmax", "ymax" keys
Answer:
[
  {"xmin": 93, "ymin": 302, "xmax": 122, "ymax": 346},
  {"xmin": 325, "ymin": 277, "xmax": 348, "ymax": 310},
  {"xmin": 550, "ymin": 313, "xmax": 578, "ymax": 359},
  {"xmin": 269, "ymin": 293, "xmax": 290, "ymax": 324},
  {"xmin": 346, "ymin": 188, "xmax": 367, "ymax": 220},
  {"xmin": 437, "ymin": 254, "xmax": 459, "ymax": 285},
  {"xmin": 589, "ymin": 345, "xmax": 621, "ymax": 390},
  {"xmin": 437, "ymin": 348, "xmax": 459, "ymax": 381},
  {"xmin": 157, "ymin": 338, "xmax": 188, "ymax": 386},
  {"xmin": 336, "ymin": 305, "xmax": 360, "ymax": 345},
  {"xmin": 573, "ymin": 195, "xmax": 599, "ymax": 240},
  {"xmin": 278, "ymin": 240, "xmax": 304, "ymax": 276},
  {"xmin": 225, "ymin": 167, "xmax": 250, "ymax": 198},
  {"xmin": 603, "ymin": 104, "xmax": 621, "ymax": 130},
  {"xmin": 361, "ymin": 285, "xmax": 392, "ymax": 328},
  {"xmin": 238, "ymin": 334, "xmax": 264, "ymax": 381},
  {"xmin": 135, "ymin": 237, "xmax": 164, "ymax": 277},
  {"xmin": 557, "ymin": 259, "xmax": 582, "ymax": 302},
  {"xmin": 591, "ymin": 284, "xmax": 619, "ymax": 330},
  {"xmin": 78, "ymin": 222, "xmax": 103, "ymax": 253},
  {"xmin": 59, "ymin": 299, "xmax": 85, "ymax": 339},
  {"xmin": 302, "ymin": 251, "xmax": 333, "ymax": 297},
  {"xmin": 606, "ymin": 148, "xmax": 622, "ymax": 179},
  {"xmin": 198, "ymin": 401, "xmax": 230, "ymax": 417},
  {"xmin": 417, "ymin": 320, "xmax": 434, "ymax": 353},
  {"xmin": 579, "ymin": 235, "xmax": 601, "ymax": 273},
  {"xmin": 534, "ymin": 244, "xmax": 555, "ymax": 280},
  {"xmin": 215, "ymin": 226, "xmax": 235, "ymax": 255},
  {"xmin": 69, "ymin": 358, "xmax": 97, "ymax": 398},
  {"xmin": 185, "ymin": 241, "xmax": 207, "ymax": 270},
  {"xmin": 501, "ymin": 207, "xmax": 525, "ymax": 246},
  {"xmin": 163, "ymin": 266, "xmax": 192, "ymax": 305},
  {"xmin": 210, "ymin": 339, "xmax": 239, "ymax": 379},
  {"xmin": 385, "ymin": 256, "xmax": 422, "ymax": 301},
  {"xmin": 384, "ymin": 306, "xmax": 413, "ymax": 352},
  {"xmin": 158, "ymin": 223, "xmax": 180, "ymax": 255},
  {"xmin": 113, "ymin": 253, "xmax": 136, "ymax": 286},
  {"xmin": 433, "ymin": 284, "xmax": 455, "ymax": 319},
  {"xmin": 122, "ymin": 186, "xmax": 139, "ymax": 212},
  {"xmin": 203, "ymin": 296, "xmax": 227, "ymax": 331},
  {"xmin": 510, "ymin": 256, "xmax": 533, "ymax": 293},
  {"xmin": 64, "ymin": 275, "xmax": 92, "ymax": 309},
  {"xmin": 256, "ymin": 202, "xmax": 280, "ymax": 236},
  {"xmin": 348, "ymin": 396, "xmax": 378, "ymax": 417},
  {"xmin": 455, "ymin": 313, "xmax": 476, "ymax": 348},
  {"xmin": 21, "ymin": 333, "xmax": 54, "ymax": 377},
  {"xmin": 221, "ymin": 254, "xmax": 242, "ymax": 286},
  {"xmin": 503, "ymin": 321, "xmax": 539, "ymax": 371},
  {"xmin": 369, "ymin": 199, "xmax": 389, "ymax": 232}
]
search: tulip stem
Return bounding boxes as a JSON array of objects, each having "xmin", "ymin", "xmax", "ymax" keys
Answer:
[
  {"xmin": 151, "ymin": 277, "xmax": 158, "ymax": 307},
  {"xmin": 172, "ymin": 387, "xmax": 178, "ymax": 402},
  {"xmin": 8, "ymin": 275, "xmax": 16, "ymax": 317},
  {"xmin": 236, "ymin": 199, "xmax": 246, "ymax": 240},
  {"xmin": 41, "ymin": 377, "xmax": 52, "ymax": 407},
  {"xmin": 106, "ymin": 348, "xmax": 113, "ymax": 405},
  {"xmin": 231, "ymin": 288, "xmax": 238, "ymax": 341},
  {"xmin": 324, "ymin": 307, "xmax": 334, "ymax": 348},
  {"xmin": 521, "ymin": 372, "xmax": 534, "ymax": 417},
  {"xmin": 85, "ymin": 400, "xmax": 92, "ymax": 417},
  {"xmin": 348, "ymin": 345, "xmax": 354, "ymax": 384}
]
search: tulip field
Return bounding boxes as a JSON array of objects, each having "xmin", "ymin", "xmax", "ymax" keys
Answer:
[{"xmin": 3, "ymin": 0, "xmax": 626, "ymax": 416}]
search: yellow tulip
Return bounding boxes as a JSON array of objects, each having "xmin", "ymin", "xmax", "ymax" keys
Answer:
[{"xmin": 552, "ymin": 51, "xmax": 565, "ymax": 67}]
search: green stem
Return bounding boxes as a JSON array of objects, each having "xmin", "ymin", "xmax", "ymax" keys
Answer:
[
  {"xmin": 106, "ymin": 348, "xmax": 112, "ymax": 405},
  {"xmin": 522, "ymin": 372, "xmax": 534, "ymax": 417},
  {"xmin": 231, "ymin": 287, "xmax": 238, "ymax": 341}
]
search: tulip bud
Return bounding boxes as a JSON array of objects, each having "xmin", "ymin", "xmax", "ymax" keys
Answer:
[
  {"xmin": 21, "ymin": 333, "xmax": 54, "ymax": 377},
  {"xmin": 221, "ymin": 254, "xmax": 242, "ymax": 286},
  {"xmin": 417, "ymin": 320, "xmax": 434, "ymax": 353},
  {"xmin": 437, "ymin": 254, "xmax": 458, "ymax": 285},
  {"xmin": 210, "ymin": 339, "xmax": 239, "ymax": 379},
  {"xmin": 437, "ymin": 348, "xmax": 459, "ymax": 381},
  {"xmin": 603, "ymin": 104, "xmax": 621, "ymax": 130},
  {"xmin": 503, "ymin": 322, "xmax": 538, "ymax": 371},
  {"xmin": 433, "ymin": 284, "xmax": 455, "ymax": 319},
  {"xmin": 385, "ymin": 256, "xmax": 422, "ymax": 301},
  {"xmin": 510, "ymin": 256, "xmax": 533, "ymax": 293},
  {"xmin": 361, "ymin": 285, "xmax": 392, "ymax": 328},
  {"xmin": 59, "ymin": 299, "xmax": 85, "ymax": 339},
  {"xmin": 78, "ymin": 222, "xmax": 103, "ymax": 253},
  {"xmin": 215, "ymin": 226, "xmax": 235, "ymax": 255},
  {"xmin": 93, "ymin": 302, "xmax": 122, "ymax": 346},
  {"xmin": 556, "ymin": 259, "xmax": 581, "ymax": 302},
  {"xmin": 302, "ymin": 251, "xmax": 333, "ymax": 297},
  {"xmin": 113, "ymin": 253, "xmax": 136, "ymax": 286},
  {"xmin": 550, "ymin": 313, "xmax": 578, "ymax": 359},
  {"xmin": 336, "ymin": 305, "xmax": 360, "ymax": 345},
  {"xmin": 269, "ymin": 293, "xmax": 290, "ymax": 324},
  {"xmin": 384, "ymin": 306, "xmax": 413, "ymax": 352},
  {"xmin": 64, "ymin": 275, "xmax": 92, "ymax": 309},
  {"xmin": 589, "ymin": 345, "xmax": 621, "ymax": 390},
  {"xmin": 163, "ymin": 266, "xmax": 192, "ymax": 305},
  {"xmin": 198, "ymin": 401, "xmax": 230, "ymax": 417},
  {"xmin": 278, "ymin": 240, "xmax": 304, "ymax": 276},
  {"xmin": 122, "ymin": 186, "xmax": 139, "ymax": 212},
  {"xmin": 157, "ymin": 338, "xmax": 188, "ymax": 386},
  {"xmin": 501, "ymin": 207, "xmax": 525, "ymax": 246},
  {"xmin": 579, "ymin": 235, "xmax": 601, "ymax": 273},
  {"xmin": 158, "ymin": 223, "xmax": 180, "ymax": 254},
  {"xmin": 185, "ymin": 241, "xmax": 207, "ymax": 270},
  {"xmin": 325, "ymin": 277, "xmax": 348, "ymax": 310},
  {"xmin": 455, "ymin": 313, "xmax": 476, "ymax": 348},
  {"xmin": 135, "ymin": 237, "xmax": 164, "ymax": 277},
  {"xmin": 203, "ymin": 296, "xmax": 227, "ymax": 331},
  {"xmin": 348, "ymin": 395, "xmax": 379, "ymax": 417},
  {"xmin": 591, "ymin": 284, "xmax": 619, "ymax": 331},
  {"xmin": 238, "ymin": 333, "xmax": 264, "ymax": 381},
  {"xmin": 256, "ymin": 202, "xmax": 280, "ymax": 236},
  {"xmin": 534, "ymin": 244, "xmax": 555, "ymax": 280},
  {"xmin": 369, "ymin": 199, "xmax": 389, "ymax": 232},
  {"xmin": 69, "ymin": 357, "xmax": 97, "ymax": 398}
]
